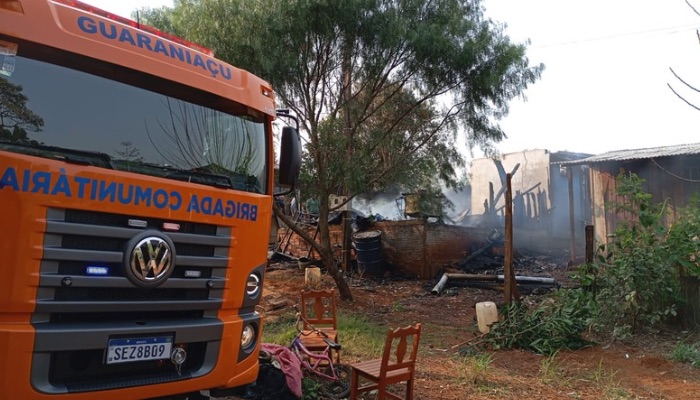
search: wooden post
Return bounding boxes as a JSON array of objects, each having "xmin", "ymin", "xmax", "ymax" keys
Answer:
[
  {"xmin": 585, "ymin": 225, "xmax": 594, "ymax": 264},
  {"xmin": 567, "ymin": 166, "xmax": 576, "ymax": 264},
  {"xmin": 342, "ymin": 210, "xmax": 351, "ymax": 271},
  {"xmin": 504, "ymin": 174, "xmax": 520, "ymax": 303}
]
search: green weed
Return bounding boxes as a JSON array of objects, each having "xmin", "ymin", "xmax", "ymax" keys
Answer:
[
  {"xmin": 669, "ymin": 341, "xmax": 700, "ymax": 367},
  {"xmin": 539, "ymin": 351, "xmax": 567, "ymax": 384},
  {"xmin": 451, "ymin": 352, "xmax": 492, "ymax": 386},
  {"xmin": 589, "ymin": 360, "xmax": 631, "ymax": 400}
]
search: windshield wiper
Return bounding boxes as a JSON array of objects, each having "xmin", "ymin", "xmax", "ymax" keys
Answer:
[
  {"xmin": 167, "ymin": 168, "xmax": 234, "ymax": 189},
  {"xmin": 0, "ymin": 141, "xmax": 113, "ymax": 168},
  {"xmin": 120, "ymin": 162, "xmax": 235, "ymax": 189}
]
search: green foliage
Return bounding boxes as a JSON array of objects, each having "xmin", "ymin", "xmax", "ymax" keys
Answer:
[
  {"xmin": 666, "ymin": 194, "xmax": 700, "ymax": 277},
  {"xmin": 668, "ymin": 341, "xmax": 700, "ymax": 367},
  {"xmin": 301, "ymin": 377, "xmax": 322, "ymax": 400},
  {"xmin": 580, "ymin": 173, "xmax": 680, "ymax": 338},
  {"xmin": 481, "ymin": 290, "xmax": 595, "ymax": 356}
]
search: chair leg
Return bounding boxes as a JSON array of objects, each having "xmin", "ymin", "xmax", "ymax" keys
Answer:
[
  {"xmin": 377, "ymin": 382, "xmax": 386, "ymax": 400},
  {"xmin": 406, "ymin": 378, "xmax": 414, "ymax": 400},
  {"xmin": 350, "ymin": 370, "xmax": 359, "ymax": 399}
]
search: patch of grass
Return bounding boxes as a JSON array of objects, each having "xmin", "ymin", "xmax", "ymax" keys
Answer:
[
  {"xmin": 540, "ymin": 351, "xmax": 566, "ymax": 384},
  {"xmin": 336, "ymin": 313, "xmax": 386, "ymax": 359},
  {"xmin": 590, "ymin": 360, "xmax": 617, "ymax": 385},
  {"xmin": 261, "ymin": 312, "xmax": 298, "ymax": 345},
  {"xmin": 450, "ymin": 352, "xmax": 492, "ymax": 387},
  {"xmin": 470, "ymin": 353, "xmax": 493, "ymax": 382},
  {"xmin": 448, "ymin": 355, "xmax": 472, "ymax": 386},
  {"xmin": 392, "ymin": 300, "xmax": 406, "ymax": 313},
  {"xmin": 668, "ymin": 341, "xmax": 700, "ymax": 367},
  {"xmin": 589, "ymin": 360, "xmax": 632, "ymax": 400},
  {"xmin": 446, "ymin": 352, "xmax": 507, "ymax": 396}
]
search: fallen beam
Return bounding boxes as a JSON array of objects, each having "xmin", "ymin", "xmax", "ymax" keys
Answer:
[
  {"xmin": 431, "ymin": 273, "xmax": 497, "ymax": 295},
  {"xmin": 431, "ymin": 273, "xmax": 556, "ymax": 295},
  {"xmin": 457, "ymin": 229, "xmax": 504, "ymax": 268}
]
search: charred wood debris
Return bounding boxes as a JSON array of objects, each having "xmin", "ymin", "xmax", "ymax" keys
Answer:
[{"xmin": 432, "ymin": 229, "xmax": 565, "ymax": 296}]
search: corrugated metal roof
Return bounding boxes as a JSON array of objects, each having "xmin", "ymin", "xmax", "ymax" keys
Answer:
[
  {"xmin": 556, "ymin": 142, "xmax": 700, "ymax": 166},
  {"xmin": 550, "ymin": 150, "xmax": 594, "ymax": 163}
]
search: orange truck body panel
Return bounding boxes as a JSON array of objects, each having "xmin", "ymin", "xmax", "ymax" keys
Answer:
[{"xmin": 0, "ymin": 0, "xmax": 276, "ymax": 398}]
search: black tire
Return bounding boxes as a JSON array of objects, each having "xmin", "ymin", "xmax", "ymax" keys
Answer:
[{"xmin": 319, "ymin": 363, "xmax": 351, "ymax": 399}]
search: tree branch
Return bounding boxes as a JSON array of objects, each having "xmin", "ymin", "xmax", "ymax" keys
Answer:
[
  {"xmin": 669, "ymin": 66, "xmax": 700, "ymax": 93},
  {"xmin": 667, "ymin": 83, "xmax": 700, "ymax": 111}
]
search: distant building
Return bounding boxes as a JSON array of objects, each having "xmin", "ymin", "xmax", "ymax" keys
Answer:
[
  {"xmin": 469, "ymin": 149, "xmax": 593, "ymax": 241},
  {"xmin": 557, "ymin": 142, "xmax": 700, "ymax": 246}
]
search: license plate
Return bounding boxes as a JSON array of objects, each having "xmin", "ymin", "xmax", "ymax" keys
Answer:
[{"xmin": 106, "ymin": 336, "xmax": 173, "ymax": 365}]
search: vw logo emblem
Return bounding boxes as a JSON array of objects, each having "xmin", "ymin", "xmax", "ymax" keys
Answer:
[{"xmin": 124, "ymin": 231, "xmax": 176, "ymax": 288}]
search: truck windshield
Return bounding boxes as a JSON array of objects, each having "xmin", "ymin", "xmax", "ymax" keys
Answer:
[{"xmin": 0, "ymin": 49, "xmax": 268, "ymax": 193}]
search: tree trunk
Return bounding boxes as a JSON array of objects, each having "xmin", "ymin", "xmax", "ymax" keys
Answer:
[{"xmin": 273, "ymin": 203, "xmax": 354, "ymax": 301}]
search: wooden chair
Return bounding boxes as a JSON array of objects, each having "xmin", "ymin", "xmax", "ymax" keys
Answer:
[
  {"xmin": 299, "ymin": 288, "xmax": 340, "ymax": 363},
  {"xmin": 349, "ymin": 323, "xmax": 421, "ymax": 400}
]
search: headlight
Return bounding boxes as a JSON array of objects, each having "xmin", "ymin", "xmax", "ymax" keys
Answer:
[
  {"xmin": 241, "ymin": 324, "xmax": 256, "ymax": 349},
  {"xmin": 246, "ymin": 273, "xmax": 261, "ymax": 298}
]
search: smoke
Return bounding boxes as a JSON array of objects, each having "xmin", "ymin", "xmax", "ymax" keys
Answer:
[
  {"xmin": 351, "ymin": 186, "xmax": 472, "ymax": 223},
  {"xmin": 352, "ymin": 190, "xmax": 404, "ymax": 220},
  {"xmin": 442, "ymin": 186, "xmax": 472, "ymax": 222}
]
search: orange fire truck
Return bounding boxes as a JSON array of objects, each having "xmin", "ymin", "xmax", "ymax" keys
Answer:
[{"xmin": 0, "ymin": 0, "xmax": 300, "ymax": 398}]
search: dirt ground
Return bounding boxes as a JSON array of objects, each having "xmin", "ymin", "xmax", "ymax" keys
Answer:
[{"xmin": 254, "ymin": 258, "xmax": 700, "ymax": 400}]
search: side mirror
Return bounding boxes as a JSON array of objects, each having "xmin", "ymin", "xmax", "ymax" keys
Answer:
[{"xmin": 278, "ymin": 126, "xmax": 301, "ymax": 188}]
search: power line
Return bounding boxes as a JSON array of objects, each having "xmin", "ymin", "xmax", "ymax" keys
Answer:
[{"xmin": 532, "ymin": 23, "xmax": 700, "ymax": 49}]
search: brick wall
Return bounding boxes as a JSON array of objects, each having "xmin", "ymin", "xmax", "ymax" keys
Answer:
[
  {"xmin": 276, "ymin": 219, "xmax": 498, "ymax": 279},
  {"xmin": 276, "ymin": 224, "xmax": 345, "ymax": 260},
  {"xmin": 376, "ymin": 220, "xmax": 425, "ymax": 276},
  {"xmin": 380, "ymin": 221, "xmax": 495, "ymax": 279}
]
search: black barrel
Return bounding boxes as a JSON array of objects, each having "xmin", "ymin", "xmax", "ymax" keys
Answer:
[{"xmin": 352, "ymin": 230, "xmax": 384, "ymax": 276}]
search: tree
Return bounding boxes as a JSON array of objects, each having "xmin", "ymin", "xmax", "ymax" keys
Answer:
[
  {"xmin": 0, "ymin": 78, "xmax": 44, "ymax": 139},
  {"xmin": 140, "ymin": 0, "xmax": 543, "ymax": 301}
]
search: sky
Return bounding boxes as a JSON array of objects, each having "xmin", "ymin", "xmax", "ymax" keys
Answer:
[{"xmin": 85, "ymin": 0, "xmax": 700, "ymax": 157}]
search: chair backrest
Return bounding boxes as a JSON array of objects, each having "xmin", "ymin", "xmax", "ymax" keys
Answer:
[
  {"xmin": 380, "ymin": 323, "xmax": 421, "ymax": 379},
  {"xmin": 300, "ymin": 288, "xmax": 337, "ymax": 331}
]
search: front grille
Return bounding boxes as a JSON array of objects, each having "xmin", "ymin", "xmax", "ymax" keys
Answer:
[
  {"xmin": 64, "ymin": 208, "xmax": 218, "ymax": 235},
  {"xmin": 32, "ymin": 208, "xmax": 233, "ymax": 393},
  {"xmin": 51, "ymin": 310, "xmax": 204, "ymax": 323},
  {"xmin": 36, "ymin": 208, "xmax": 231, "ymax": 316},
  {"xmin": 53, "ymin": 287, "xmax": 209, "ymax": 302}
]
